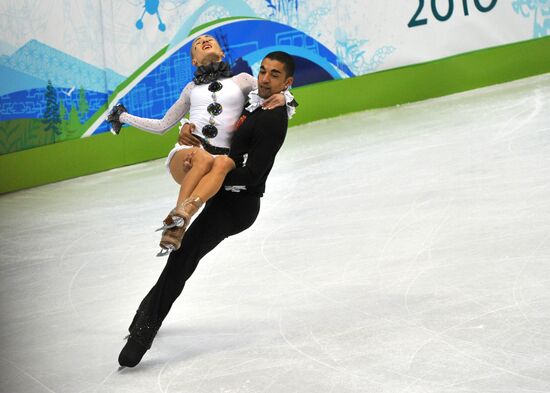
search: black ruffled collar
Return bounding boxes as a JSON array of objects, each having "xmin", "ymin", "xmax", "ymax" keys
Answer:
[{"xmin": 193, "ymin": 61, "xmax": 232, "ymax": 85}]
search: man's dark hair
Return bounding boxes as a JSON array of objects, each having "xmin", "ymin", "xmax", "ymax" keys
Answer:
[{"xmin": 265, "ymin": 51, "xmax": 295, "ymax": 77}]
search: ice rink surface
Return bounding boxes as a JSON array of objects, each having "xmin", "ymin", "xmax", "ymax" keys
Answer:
[{"xmin": 1, "ymin": 74, "xmax": 550, "ymax": 393}]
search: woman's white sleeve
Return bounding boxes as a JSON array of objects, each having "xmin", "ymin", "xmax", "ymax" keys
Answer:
[
  {"xmin": 232, "ymin": 72, "xmax": 257, "ymax": 97},
  {"xmin": 119, "ymin": 83, "xmax": 193, "ymax": 135}
]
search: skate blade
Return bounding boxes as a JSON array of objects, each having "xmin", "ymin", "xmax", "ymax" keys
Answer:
[
  {"xmin": 155, "ymin": 217, "xmax": 184, "ymax": 232},
  {"xmin": 156, "ymin": 247, "xmax": 173, "ymax": 257}
]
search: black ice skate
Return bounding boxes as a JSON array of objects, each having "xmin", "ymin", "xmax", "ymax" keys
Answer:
[
  {"xmin": 118, "ymin": 300, "xmax": 159, "ymax": 368},
  {"xmin": 118, "ymin": 336, "xmax": 149, "ymax": 368}
]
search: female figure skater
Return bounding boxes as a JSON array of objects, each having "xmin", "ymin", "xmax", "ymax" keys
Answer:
[{"xmin": 107, "ymin": 35, "xmax": 296, "ymax": 255}]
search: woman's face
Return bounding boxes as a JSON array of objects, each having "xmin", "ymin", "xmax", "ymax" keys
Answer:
[{"xmin": 191, "ymin": 35, "xmax": 224, "ymax": 66}]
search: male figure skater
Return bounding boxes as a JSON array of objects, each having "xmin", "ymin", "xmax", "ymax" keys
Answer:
[
  {"xmin": 106, "ymin": 35, "xmax": 295, "ymax": 254},
  {"xmin": 118, "ymin": 51, "xmax": 295, "ymax": 367}
]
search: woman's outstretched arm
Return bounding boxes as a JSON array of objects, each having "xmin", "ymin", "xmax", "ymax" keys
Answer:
[{"xmin": 119, "ymin": 82, "xmax": 194, "ymax": 135}]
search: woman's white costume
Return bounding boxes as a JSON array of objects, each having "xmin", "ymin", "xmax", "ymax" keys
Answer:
[{"xmin": 119, "ymin": 73, "xmax": 295, "ymax": 169}]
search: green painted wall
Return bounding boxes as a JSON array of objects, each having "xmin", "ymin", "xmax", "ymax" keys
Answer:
[{"xmin": 1, "ymin": 36, "xmax": 549, "ymax": 194}]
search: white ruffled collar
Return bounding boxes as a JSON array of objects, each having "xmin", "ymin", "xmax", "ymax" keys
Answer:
[
  {"xmin": 244, "ymin": 89, "xmax": 264, "ymax": 113},
  {"xmin": 245, "ymin": 89, "xmax": 296, "ymax": 119}
]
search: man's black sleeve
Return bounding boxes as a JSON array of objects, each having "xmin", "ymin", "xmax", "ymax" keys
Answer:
[{"xmin": 224, "ymin": 109, "xmax": 287, "ymax": 187}]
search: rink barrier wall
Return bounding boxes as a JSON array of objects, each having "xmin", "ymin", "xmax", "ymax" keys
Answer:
[{"xmin": 1, "ymin": 36, "xmax": 549, "ymax": 194}]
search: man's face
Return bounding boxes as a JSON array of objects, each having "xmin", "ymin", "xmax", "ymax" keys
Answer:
[
  {"xmin": 257, "ymin": 58, "xmax": 294, "ymax": 99},
  {"xmin": 191, "ymin": 35, "xmax": 224, "ymax": 66}
]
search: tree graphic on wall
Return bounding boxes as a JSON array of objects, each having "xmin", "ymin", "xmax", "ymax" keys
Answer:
[
  {"xmin": 66, "ymin": 105, "xmax": 81, "ymax": 140},
  {"xmin": 77, "ymin": 87, "xmax": 89, "ymax": 123},
  {"xmin": 42, "ymin": 80, "xmax": 61, "ymax": 143},
  {"xmin": 57, "ymin": 102, "xmax": 83, "ymax": 142},
  {"xmin": 58, "ymin": 100, "xmax": 68, "ymax": 141}
]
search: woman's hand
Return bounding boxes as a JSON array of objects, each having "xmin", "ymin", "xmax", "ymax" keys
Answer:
[
  {"xmin": 262, "ymin": 92, "xmax": 286, "ymax": 110},
  {"xmin": 178, "ymin": 122, "xmax": 201, "ymax": 146},
  {"xmin": 183, "ymin": 150, "xmax": 195, "ymax": 172}
]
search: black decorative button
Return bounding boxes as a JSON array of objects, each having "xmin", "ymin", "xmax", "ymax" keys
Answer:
[
  {"xmin": 202, "ymin": 124, "xmax": 218, "ymax": 138},
  {"xmin": 207, "ymin": 102, "xmax": 223, "ymax": 116},
  {"xmin": 208, "ymin": 81, "xmax": 223, "ymax": 93}
]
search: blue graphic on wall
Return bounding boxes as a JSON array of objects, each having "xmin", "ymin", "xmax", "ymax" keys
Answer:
[
  {"xmin": 1, "ymin": 87, "xmax": 108, "ymax": 123},
  {"xmin": 266, "ymin": 0, "xmax": 299, "ymax": 14},
  {"xmin": 0, "ymin": 39, "xmax": 123, "ymax": 123},
  {"xmin": 0, "ymin": 40, "xmax": 124, "ymax": 96},
  {"xmin": 168, "ymin": 0, "xmax": 256, "ymax": 48},
  {"xmin": 0, "ymin": 81, "xmax": 110, "ymax": 154},
  {"xmin": 265, "ymin": 0, "xmax": 300, "ymax": 26},
  {"xmin": 335, "ymin": 28, "xmax": 396, "ymax": 75},
  {"xmin": 0, "ymin": 6, "xmax": 396, "ymax": 154},
  {"xmin": 0, "ymin": 39, "xmax": 127, "ymax": 154},
  {"xmin": 89, "ymin": 18, "xmax": 355, "ymax": 137},
  {"xmin": 512, "ymin": 0, "xmax": 550, "ymax": 37},
  {"xmin": 136, "ymin": 0, "xmax": 167, "ymax": 31}
]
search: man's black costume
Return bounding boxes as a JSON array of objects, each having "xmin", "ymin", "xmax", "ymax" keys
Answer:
[{"xmin": 119, "ymin": 104, "xmax": 289, "ymax": 367}]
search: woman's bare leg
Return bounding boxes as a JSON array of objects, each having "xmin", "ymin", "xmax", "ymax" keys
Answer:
[
  {"xmin": 159, "ymin": 155, "xmax": 235, "ymax": 253},
  {"xmin": 168, "ymin": 148, "xmax": 214, "ymax": 206},
  {"xmin": 190, "ymin": 155, "xmax": 236, "ymax": 202}
]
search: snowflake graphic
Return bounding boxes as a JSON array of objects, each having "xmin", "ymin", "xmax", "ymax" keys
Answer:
[
  {"xmin": 335, "ymin": 28, "xmax": 395, "ymax": 75},
  {"xmin": 512, "ymin": 0, "xmax": 550, "ymax": 37}
]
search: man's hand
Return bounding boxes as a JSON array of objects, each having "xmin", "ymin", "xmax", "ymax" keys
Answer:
[
  {"xmin": 178, "ymin": 122, "xmax": 201, "ymax": 146},
  {"xmin": 262, "ymin": 92, "xmax": 286, "ymax": 110}
]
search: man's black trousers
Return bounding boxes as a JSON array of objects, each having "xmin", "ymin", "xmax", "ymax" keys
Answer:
[{"xmin": 129, "ymin": 190, "xmax": 261, "ymax": 341}]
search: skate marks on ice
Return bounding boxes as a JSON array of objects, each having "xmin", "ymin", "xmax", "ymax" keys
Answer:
[
  {"xmin": 1, "ymin": 74, "xmax": 550, "ymax": 392},
  {"xmin": 252, "ymin": 74, "xmax": 550, "ymax": 392}
]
